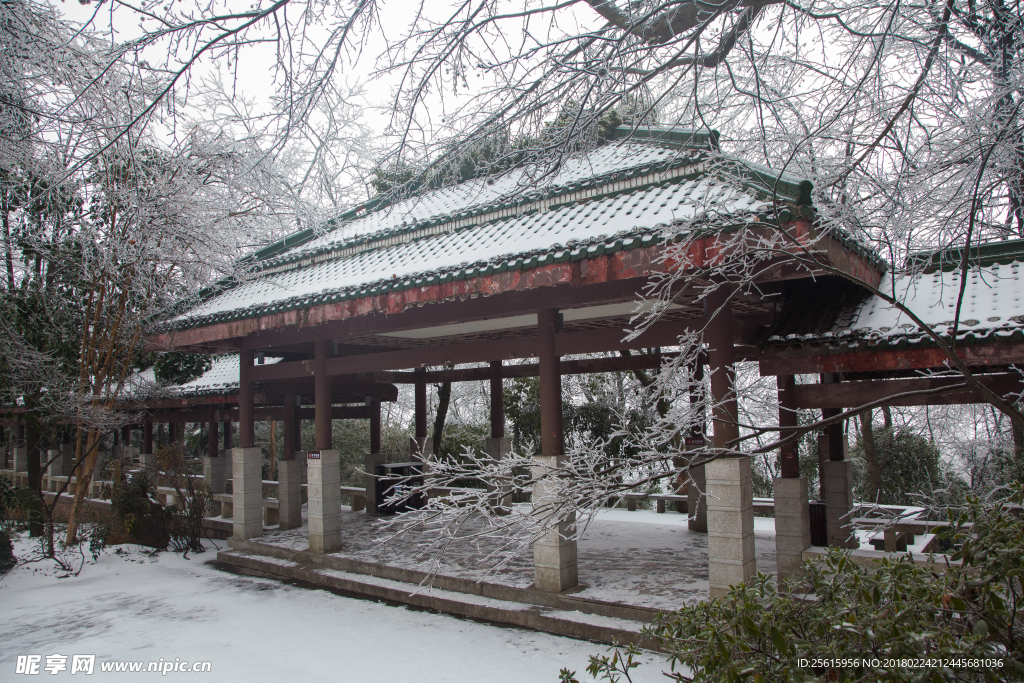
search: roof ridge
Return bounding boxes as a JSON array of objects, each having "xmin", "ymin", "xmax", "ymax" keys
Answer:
[{"xmin": 253, "ymin": 151, "xmax": 712, "ymax": 277}]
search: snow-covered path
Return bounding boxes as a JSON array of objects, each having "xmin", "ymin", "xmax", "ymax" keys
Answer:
[{"xmin": 0, "ymin": 536, "xmax": 665, "ymax": 682}]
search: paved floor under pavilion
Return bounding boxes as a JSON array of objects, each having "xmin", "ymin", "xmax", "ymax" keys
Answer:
[{"xmin": 228, "ymin": 504, "xmax": 780, "ymax": 611}]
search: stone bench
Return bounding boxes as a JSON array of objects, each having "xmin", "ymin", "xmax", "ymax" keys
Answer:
[
  {"xmin": 615, "ymin": 493, "xmax": 775, "ymax": 515},
  {"xmin": 214, "ymin": 485, "xmax": 368, "ymax": 525}
]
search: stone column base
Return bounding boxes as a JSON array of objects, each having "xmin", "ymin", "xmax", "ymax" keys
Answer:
[
  {"xmin": 140, "ymin": 452, "xmax": 156, "ymax": 469},
  {"xmin": 308, "ymin": 449, "xmax": 342, "ymax": 553},
  {"xmin": 706, "ymin": 457, "xmax": 755, "ymax": 598},
  {"xmin": 822, "ymin": 460, "xmax": 857, "ymax": 549},
  {"xmin": 12, "ymin": 447, "xmax": 27, "ymax": 473},
  {"xmin": 277, "ymin": 459, "xmax": 303, "ymax": 530},
  {"xmin": 534, "ymin": 522, "xmax": 579, "ymax": 592},
  {"xmin": 485, "ymin": 437, "xmax": 512, "ymax": 514},
  {"xmin": 687, "ymin": 464, "xmax": 707, "ymax": 532},
  {"xmin": 231, "ymin": 447, "xmax": 264, "ymax": 540},
  {"xmin": 364, "ymin": 452, "xmax": 385, "ymax": 514},
  {"xmin": 202, "ymin": 456, "xmax": 226, "ymax": 516},
  {"xmin": 531, "ymin": 455, "xmax": 578, "ymax": 592},
  {"xmin": 47, "ymin": 448, "xmax": 73, "ymax": 481},
  {"xmin": 773, "ymin": 476, "xmax": 811, "ymax": 585},
  {"xmin": 203, "ymin": 456, "xmax": 226, "ymax": 493}
]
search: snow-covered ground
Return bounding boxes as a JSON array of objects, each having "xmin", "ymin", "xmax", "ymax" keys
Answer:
[{"xmin": 0, "ymin": 534, "xmax": 667, "ymax": 682}]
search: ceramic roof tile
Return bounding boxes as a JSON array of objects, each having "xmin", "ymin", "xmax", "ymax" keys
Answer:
[
  {"xmin": 176, "ymin": 171, "xmax": 766, "ymax": 327},
  {"xmin": 768, "ymin": 258, "xmax": 1024, "ymax": 348},
  {"xmin": 291, "ymin": 143, "xmax": 701, "ymax": 258}
]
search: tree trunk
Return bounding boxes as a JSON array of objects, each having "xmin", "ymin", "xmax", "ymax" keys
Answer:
[
  {"xmin": 65, "ymin": 428, "xmax": 100, "ymax": 544},
  {"xmin": 881, "ymin": 405, "xmax": 892, "ymax": 429},
  {"xmin": 432, "ymin": 381, "xmax": 451, "ymax": 455},
  {"xmin": 26, "ymin": 418, "xmax": 43, "ymax": 537},
  {"xmin": 860, "ymin": 410, "xmax": 881, "ymax": 503}
]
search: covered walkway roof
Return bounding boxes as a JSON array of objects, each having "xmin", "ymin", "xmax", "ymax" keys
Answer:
[{"xmin": 151, "ymin": 126, "xmax": 879, "ymax": 364}]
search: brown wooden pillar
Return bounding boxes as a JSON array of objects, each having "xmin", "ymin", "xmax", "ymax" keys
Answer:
[
  {"xmin": 370, "ymin": 393, "xmax": 381, "ymax": 455},
  {"xmin": 686, "ymin": 355, "xmax": 708, "ymax": 531},
  {"xmin": 533, "ymin": 308, "xmax": 577, "ymax": 591},
  {"xmin": 704, "ymin": 285, "xmax": 755, "ymax": 598},
  {"xmin": 239, "ymin": 348, "xmax": 255, "ymax": 448},
  {"xmin": 278, "ymin": 387, "xmax": 303, "ymax": 529},
  {"xmin": 538, "ymin": 309, "xmax": 563, "ymax": 457},
  {"xmin": 223, "ymin": 420, "xmax": 233, "ymax": 451},
  {"xmin": 490, "ymin": 360, "xmax": 505, "ymax": 439},
  {"xmin": 774, "ymin": 373, "xmax": 811, "ymax": 583},
  {"xmin": 778, "ymin": 375, "xmax": 799, "ymax": 478},
  {"xmin": 819, "ymin": 373, "xmax": 855, "ymax": 548},
  {"xmin": 207, "ymin": 407, "xmax": 218, "ymax": 458},
  {"xmin": 121, "ymin": 425, "xmax": 131, "ymax": 449},
  {"xmin": 821, "ymin": 374, "xmax": 844, "ymax": 462},
  {"xmin": 410, "ymin": 368, "xmax": 429, "ymax": 458},
  {"xmin": 313, "ymin": 339, "xmax": 331, "ymax": 449},
  {"xmin": 143, "ymin": 421, "xmax": 153, "ymax": 454},
  {"xmin": 706, "ymin": 290, "xmax": 739, "ymax": 450},
  {"xmin": 283, "ymin": 388, "xmax": 298, "ymax": 460},
  {"xmin": 309, "ymin": 338, "xmax": 341, "ymax": 551},
  {"xmin": 167, "ymin": 422, "xmax": 177, "ymax": 444},
  {"xmin": 414, "ymin": 369, "xmax": 427, "ymax": 440},
  {"xmin": 486, "ymin": 360, "xmax": 511, "ymax": 513},
  {"xmin": 203, "ymin": 406, "xmax": 226, "ymax": 499}
]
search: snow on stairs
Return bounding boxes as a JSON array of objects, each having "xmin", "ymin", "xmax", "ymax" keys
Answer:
[{"xmin": 217, "ymin": 543, "xmax": 654, "ymax": 647}]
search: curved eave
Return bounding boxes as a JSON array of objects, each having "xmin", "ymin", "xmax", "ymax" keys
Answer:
[{"xmin": 150, "ymin": 220, "xmax": 882, "ymax": 352}]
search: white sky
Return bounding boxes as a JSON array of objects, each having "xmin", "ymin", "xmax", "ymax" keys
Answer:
[{"xmin": 47, "ymin": 0, "xmax": 601, "ymax": 147}]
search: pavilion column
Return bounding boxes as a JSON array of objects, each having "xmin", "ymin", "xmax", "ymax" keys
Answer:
[
  {"xmin": 232, "ymin": 348, "xmax": 263, "ymax": 541},
  {"xmin": 687, "ymin": 358, "xmax": 708, "ymax": 532},
  {"xmin": 704, "ymin": 286, "xmax": 755, "ymax": 599},
  {"xmin": 409, "ymin": 368, "xmax": 431, "ymax": 458},
  {"xmin": 486, "ymin": 360, "xmax": 512, "ymax": 514},
  {"xmin": 365, "ymin": 392, "xmax": 385, "ymax": 514},
  {"xmin": 532, "ymin": 308, "xmax": 578, "ymax": 592},
  {"xmin": 222, "ymin": 419, "xmax": 234, "ymax": 484},
  {"xmin": 309, "ymin": 339, "xmax": 341, "ymax": 552},
  {"xmin": 203, "ymin": 407, "xmax": 226, "ymax": 518},
  {"xmin": 278, "ymin": 388, "xmax": 302, "ymax": 529},
  {"xmin": 141, "ymin": 421, "xmax": 155, "ymax": 469},
  {"xmin": 820, "ymin": 374, "xmax": 856, "ymax": 549},
  {"xmin": 773, "ymin": 374, "xmax": 811, "ymax": 585}
]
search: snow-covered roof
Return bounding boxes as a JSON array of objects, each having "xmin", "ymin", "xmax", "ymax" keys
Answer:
[
  {"xmin": 169, "ymin": 129, "xmax": 825, "ymax": 332},
  {"xmin": 282, "ymin": 142, "xmax": 709, "ymax": 264},
  {"xmin": 769, "ymin": 254, "xmax": 1024, "ymax": 351},
  {"xmin": 125, "ymin": 355, "xmax": 283, "ymax": 399}
]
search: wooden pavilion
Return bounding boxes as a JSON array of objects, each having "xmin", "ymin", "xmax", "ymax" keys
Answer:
[
  {"xmin": 8, "ymin": 126, "xmax": 1021, "ymax": 601},
  {"xmin": 143, "ymin": 125, "xmax": 893, "ymax": 597}
]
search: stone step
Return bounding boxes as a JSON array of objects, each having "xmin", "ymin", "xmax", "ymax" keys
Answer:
[{"xmin": 216, "ymin": 549, "xmax": 651, "ymax": 647}]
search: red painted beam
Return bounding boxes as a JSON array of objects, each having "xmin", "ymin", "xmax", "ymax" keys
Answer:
[
  {"xmin": 250, "ymin": 317, "xmax": 708, "ymax": 381},
  {"xmin": 146, "ymin": 406, "xmax": 372, "ymax": 423},
  {"xmin": 150, "ymin": 221, "xmax": 879, "ymax": 351}
]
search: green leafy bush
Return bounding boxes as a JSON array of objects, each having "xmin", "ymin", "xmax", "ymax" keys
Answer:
[
  {"xmin": 568, "ymin": 485, "xmax": 1024, "ymax": 682},
  {"xmin": 849, "ymin": 428, "xmax": 943, "ymax": 505},
  {"xmin": 102, "ymin": 469, "xmax": 169, "ymax": 549}
]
